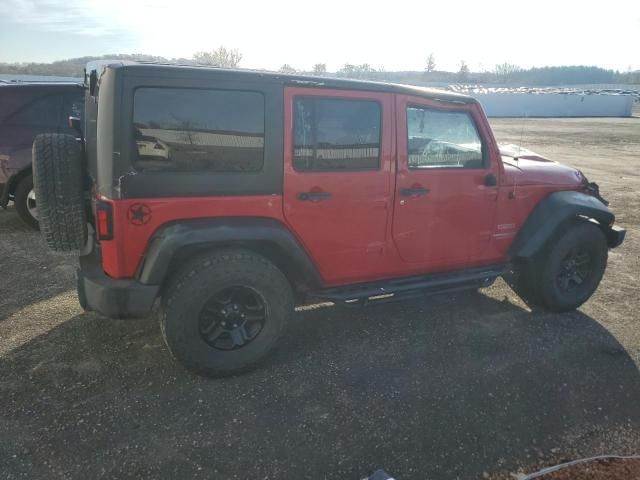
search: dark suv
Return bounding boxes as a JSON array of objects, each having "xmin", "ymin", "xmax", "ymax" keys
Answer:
[
  {"xmin": 0, "ymin": 81, "xmax": 84, "ymax": 228},
  {"xmin": 32, "ymin": 62, "xmax": 625, "ymax": 377}
]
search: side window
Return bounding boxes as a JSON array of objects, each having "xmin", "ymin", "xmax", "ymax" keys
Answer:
[
  {"xmin": 132, "ymin": 88, "xmax": 265, "ymax": 173},
  {"xmin": 407, "ymin": 107, "xmax": 484, "ymax": 169},
  {"xmin": 294, "ymin": 97, "xmax": 381, "ymax": 171},
  {"xmin": 6, "ymin": 94, "xmax": 62, "ymax": 128}
]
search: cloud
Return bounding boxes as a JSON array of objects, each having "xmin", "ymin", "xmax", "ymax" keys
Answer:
[{"xmin": 0, "ymin": 0, "xmax": 129, "ymax": 36}]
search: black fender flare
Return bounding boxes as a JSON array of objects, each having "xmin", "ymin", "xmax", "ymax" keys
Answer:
[
  {"xmin": 136, "ymin": 217, "xmax": 324, "ymax": 291},
  {"xmin": 509, "ymin": 191, "xmax": 617, "ymax": 259}
]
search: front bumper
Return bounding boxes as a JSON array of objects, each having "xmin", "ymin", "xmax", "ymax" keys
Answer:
[
  {"xmin": 606, "ymin": 225, "xmax": 626, "ymax": 249},
  {"xmin": 77, "ymin": 253, "xmax": 159, "ymax": 319}
]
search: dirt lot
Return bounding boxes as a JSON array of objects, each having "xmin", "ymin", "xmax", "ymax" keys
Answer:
[{"xmin": 1, "ymin": 117, "xmax": 639, "ymax": 479}]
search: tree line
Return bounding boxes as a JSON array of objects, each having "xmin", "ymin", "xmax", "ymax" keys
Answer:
[{"xmin": 1, "ymin": 47, "xmax": 638, "ymax": 85}]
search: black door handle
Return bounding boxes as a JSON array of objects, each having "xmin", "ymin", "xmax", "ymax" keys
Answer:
[
  {"xmin": 399, "ymin": 186, "xmax": 430, "ymax": 197},
  {"xmin": 298, "ymin": 191, "xmax": 332, "ymax": 201}
]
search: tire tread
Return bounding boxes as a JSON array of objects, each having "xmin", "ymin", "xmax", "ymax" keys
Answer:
[
  {"xmin": 160, "ymin": 248, "xmax": 294, "ymax": 377},
  {"xmin": 32, "ymin": 134, "xmax": 86, "ymax": 251}
]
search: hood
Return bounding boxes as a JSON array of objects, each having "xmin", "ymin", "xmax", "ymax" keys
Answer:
[{"xmin": 499, "ymin": 144, "xmax": 585, "ymax": 187}]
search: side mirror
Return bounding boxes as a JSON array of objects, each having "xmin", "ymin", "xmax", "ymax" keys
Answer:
[{"xmin": 484, "ymin": 173, "xmax": 497, "ymax": 187}]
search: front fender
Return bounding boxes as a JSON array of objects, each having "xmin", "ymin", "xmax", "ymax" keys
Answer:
[{"xmin": 510, "ymin": 191, "xmax": 619, "ymax": 258}]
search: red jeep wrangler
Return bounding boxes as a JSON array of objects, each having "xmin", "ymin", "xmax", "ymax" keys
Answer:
[{"xmin": 32, "ymin": 62, "xmax": 625, "ymax": 377}]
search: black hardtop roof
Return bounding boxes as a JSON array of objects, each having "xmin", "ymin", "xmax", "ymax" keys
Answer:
[{"xmin": 99, "ymin": 61, "xmax": 476, "ymax": 104}]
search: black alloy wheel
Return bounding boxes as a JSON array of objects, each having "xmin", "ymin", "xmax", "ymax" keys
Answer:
[
  {"xmin": 198, "ymin": 286, "xmax": 267, "ymax": 350},
  {"xmin": 555, "ymin": 247, "xmax": 593, "ymax": 293}
]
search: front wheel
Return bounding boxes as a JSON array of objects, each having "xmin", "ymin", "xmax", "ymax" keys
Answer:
[
  {"xmin": 514, "ymin": 221, "xmax": 608, "ymax": 312},
  {"xmin": 538, "ymin": 222, "xmax": 608, "ymax": 311},
  {"xmin": 160, "ymin": 249, "xmax": 294, "ymax": 377}
]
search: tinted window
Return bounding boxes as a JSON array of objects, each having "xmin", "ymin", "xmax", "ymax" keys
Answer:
[
  {"xmin": 294, "ymin": 97, "xmax": 380, "ymax": 171},
  {"xmin": 407, "ymin": 107, "xmax": 483, "ymax": 169},
  {"xmin": 133, "ymin": 88, "xmax": 264, "ymax": 172},
  {"xmin": 7, "ymin": 94, "xmax": 61, "ymax": 127}
]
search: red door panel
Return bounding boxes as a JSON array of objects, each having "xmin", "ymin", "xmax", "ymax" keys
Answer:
[
  {"xmin": 392, "ymin": 95, "xmax": 502, "ymax": 272},
  {"xmin": 283, "ymin": 87, "xmax": 394, "ymax": 285}
]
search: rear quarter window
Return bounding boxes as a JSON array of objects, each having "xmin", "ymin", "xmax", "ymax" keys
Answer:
[{"xmin": 132, "ymin": 88, "xmax": 265, "ymax": 173}]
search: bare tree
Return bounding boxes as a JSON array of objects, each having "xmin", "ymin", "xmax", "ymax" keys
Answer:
[
  {"xmin": 170, "ymin": 115, "xmax": 199, "ymax": 146},
  {"xmin": 458, "ymin": 60, "xmax": 470, "ymax": 82},
  {"xmin": 193, "ymin": 46, "xmax": 242, "ymax": 68},
  {"xmin": 338, "ymin": 63, "xmax": 376, "ymax": 79},
  {"xmin": 425, "ymin": 53, "xmax": 436, "ymax": 73},
  {"xmin": 279, "ymin": 64, "xmax": 297, "ymax": 74},
  {"xmin": 494, "ymin": 62, "xmax": 521, "ymax": 83},
  {"xmin": 340, "ymin": 63, "xmax": 356, "ymax": 76},
  {"xmin": 312, "ymin": 63, "xmax": 327, "ymax": 75}
]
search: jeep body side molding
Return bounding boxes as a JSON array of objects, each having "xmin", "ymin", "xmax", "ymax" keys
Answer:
[
  {"xmin": 136, "ymin": 217, "xmax": 324, "ymax": 291},
  {"xmin": 510, "ymin": 191, "xmax": 622, "ymax": 259}
]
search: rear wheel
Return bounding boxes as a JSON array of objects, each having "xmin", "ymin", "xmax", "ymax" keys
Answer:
[
  {"xmin": 160, "ymin": 249, "xmax": 294, "ymax": 377},
  {"xmin": 14, "ymin": 174, "xmax": 39, "ymax": 230}
]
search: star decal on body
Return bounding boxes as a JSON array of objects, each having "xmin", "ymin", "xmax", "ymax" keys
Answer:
[{"xmin": 127, "ymin": 203, "xmax": 152, "ymax": 225}]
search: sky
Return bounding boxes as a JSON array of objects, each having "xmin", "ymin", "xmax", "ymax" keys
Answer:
[{"xmin": 0, "ymin": 0, "xmax": 639, "ymax": 72}]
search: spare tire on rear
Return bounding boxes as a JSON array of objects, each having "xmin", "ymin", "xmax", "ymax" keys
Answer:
[{"xmin": 32, "ymin": 133, "xmax": 87, "ymax": 251}]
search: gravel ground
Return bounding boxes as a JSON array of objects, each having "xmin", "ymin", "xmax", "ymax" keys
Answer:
[{"xmin": 1, "ymin": 117, "xmax": 639, "ymax": 479}]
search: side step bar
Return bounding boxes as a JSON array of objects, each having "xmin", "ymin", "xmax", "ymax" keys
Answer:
[{"xmin": 312, "ymin": 264, "xmax": 507, "ymax": 305}]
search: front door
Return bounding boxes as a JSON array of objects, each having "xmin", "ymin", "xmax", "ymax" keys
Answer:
[
  {"xmin": 392, "ymin": 95, "xmax": 500, "ymax": 272},
  {"xmin": 283, "ymin": 87, "xmax": 393, "ymax": 285}
]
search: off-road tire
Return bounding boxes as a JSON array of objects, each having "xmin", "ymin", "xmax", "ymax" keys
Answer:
[
  {"xmin": 537, "ymin": 222, "xmax": 608, "ymax": 312},
  {"xmin": 160, "ymin": 249, "xmax": 294, "ymax": 377},
  {"xmin": 32, "ymin": 134, "xmax": 86, "ymax": 251},
  {"xmin": 511, "ymin": 221, "xmax": 608, "ymax": 312},
  {"xmin": 14, "ymin": 174, "xmax": 39, "ymax": 230}
]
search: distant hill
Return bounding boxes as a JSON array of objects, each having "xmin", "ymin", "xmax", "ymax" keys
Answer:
[
  {"xmin": 0, "ymin": 55, "xmax": 638, "ymax": 86},
  {"xmin": 0, "ymin": 54, "xmax": 193, "ymax": 78}
]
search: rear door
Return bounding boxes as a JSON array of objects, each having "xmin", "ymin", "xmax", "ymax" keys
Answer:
[
  {"xmin": 283, "ymin": 87, "xmax": 393, "ymax": 285},
  {"xmin": 392, "ymin": 95, "xmax": 500, "ymax": 272}
]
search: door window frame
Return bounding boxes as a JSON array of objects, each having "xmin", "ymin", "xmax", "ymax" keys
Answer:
[
  {"xmin": 404, "ymin": 102, "xmax": 490, "ymax": 171},
  {"xmin": 396, "ymin": 94, "xmax": 499, "ymax": 176},
  {"xmin": 284, "ymin": 86, "xmax": 392, "ymax": 178},
  {"xmin": 292, "ymin": 95, "xmax": 383, "ymax": 173},
  {"xmin": 405, "ymin": 102, "xmax": 489, "ymax": 170}
]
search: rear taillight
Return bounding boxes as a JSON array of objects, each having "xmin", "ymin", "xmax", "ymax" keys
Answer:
[{"xmin": 95, "ymin": 201, "xmax": 113, "ymax": 240}]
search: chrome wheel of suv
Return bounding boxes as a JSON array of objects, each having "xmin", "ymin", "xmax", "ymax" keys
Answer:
[
  {"xmin": 13, "ymin": 174, "xmax": 39, "ymax": 230},
  {"xmin": 26, "ymin": 189, "xmax": 37, "ymax": 220}
]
